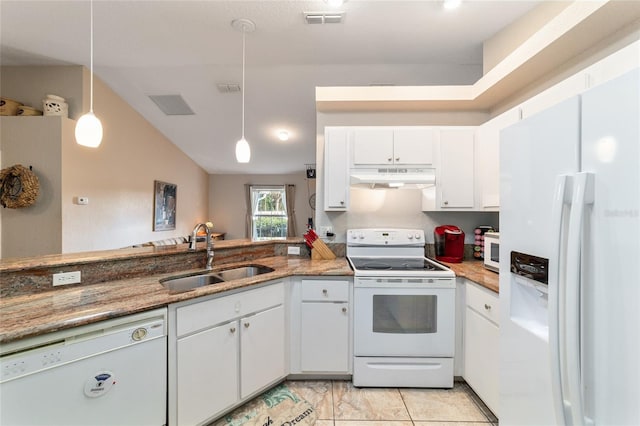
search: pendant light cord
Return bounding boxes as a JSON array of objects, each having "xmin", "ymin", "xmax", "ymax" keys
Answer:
[
  {"xmin": 89, "ymin": 0, "xmax": 94, "ymax": 113},
  {"xmin": 241, "ymin": 26, "xmax": 246, "ymax": 140}
]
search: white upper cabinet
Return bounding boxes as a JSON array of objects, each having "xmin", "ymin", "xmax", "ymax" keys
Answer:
[
  {"xmin": 423, "ymin": 127, "xmax": 476, "ymax": 211},
  {"xmin": 352, "ymin": 126, "xmax": 434, "ymax": 166},
  {"xmin": 393, "ymin": 127, "xmax": 435, "ymax": 165},
  {"xmin": 352, "ymin": 128, "xmax": 394, "ymax": 165},
  {"xmin": 475, "ymin": 109, "xmax": 520, "ymax": 211},
  {"xmin": 324, "ymin": 127, "xmax": 350, "ymax": 211}
]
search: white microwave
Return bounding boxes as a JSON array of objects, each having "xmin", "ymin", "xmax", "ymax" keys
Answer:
[{"xmin": 483, "ymin": 232, "xmax": 500, "ymax": 272}]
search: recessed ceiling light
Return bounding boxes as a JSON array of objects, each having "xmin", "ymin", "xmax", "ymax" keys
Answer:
[
  {"xmin": 277, "ymin": 130, "xmax": 290, "ymax": 141},
  {"xmin": 443, "ymin": 0, "xmax": 462, "ymax": 10}
]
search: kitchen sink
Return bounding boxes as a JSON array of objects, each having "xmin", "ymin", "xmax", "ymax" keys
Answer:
[
  {"xmin": 216, "ymin": 265, "xmax": 274, "ymax": 281},
  {"xmin": 160, "ymin": 273, "xmax": 226, "ymax": 293},
  {"xmin": 160, "ymin": 265, "xmax": 274, "ymax": 293}
]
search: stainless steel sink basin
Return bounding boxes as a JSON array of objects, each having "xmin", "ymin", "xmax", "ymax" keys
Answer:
[
  {"xmin": 216, "ymin": 265, "xmax": 274, "ymax": 281},
  {"xmin": 160, "ymin": 265, "xmax": 274, "ymax": 293},
  {"xmin": 160, "ymin": 273, "xmax": 225, "ymax": 293}
]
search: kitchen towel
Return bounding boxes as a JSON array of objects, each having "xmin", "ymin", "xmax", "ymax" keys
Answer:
[{"xmin": 213, "ymin": 383, "xmax": 317, "ymax": 426}]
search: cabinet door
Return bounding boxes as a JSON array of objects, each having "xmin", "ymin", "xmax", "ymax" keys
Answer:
[
  {"xmin": 393, "ymin": 127, "xmax": 434, "ymax": 165},
  {"xmin": 324, "ymin": 127, "xmax": 349, "ymax": 211},
  {"xmin": 177, "ymin": 320, "xmax": 239, "ymax": 426},
  {"xmin": 300, "ymin": 302, "xmax": 350, "ymax": 372},
  {"xmin": 475, "ymin": 110, "xmax": 519, "ymax": 210},
  {"xmin": 464, "ymin": 307, "xmax": 499, "ymax": 416},
  {"xmin": 352, "ymin": 127, "xmax": 394, "ymax": 165},
  {"xmin": 439, "ymin": 128, "xmax": 475, "ymax": 209},
  {"xmin": 240, "ymin": 305, "xmax": 286, "ymax": 399}
]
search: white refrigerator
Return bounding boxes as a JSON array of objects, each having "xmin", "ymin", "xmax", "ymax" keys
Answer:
[{"xmin": 499, "ymin": 68, "xmax": 639, "ymax": 425}]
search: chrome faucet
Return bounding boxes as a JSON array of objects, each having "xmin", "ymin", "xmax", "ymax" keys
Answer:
[{"xmin": 189, "ymin": 222, "xmax": 214, "ymax": 270}]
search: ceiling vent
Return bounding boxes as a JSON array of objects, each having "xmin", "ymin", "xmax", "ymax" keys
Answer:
[
  {"xmin": 148, "ymin": 94, "xmax": 194, "ymax": 115},
  {"xmin": 304, "ymin": 11, "xmax": 344, "ymax": 24},
  {"xmin": 217, "ymin": 83, "xmax": 241, "ymax": 93}
]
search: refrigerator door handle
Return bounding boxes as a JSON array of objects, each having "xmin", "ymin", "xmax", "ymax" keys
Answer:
[
  {"xmin": 549, "ymin": 174, "xmax": 571, "ymax": 426},
  {"xmin": 565, "ymin": 172, "xmax": 595, "ymax": 426}
]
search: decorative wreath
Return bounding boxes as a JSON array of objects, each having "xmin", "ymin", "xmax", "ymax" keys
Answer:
[{"xmin": 0, "ymin": 164, "xmax": 40, "ymax": 208}]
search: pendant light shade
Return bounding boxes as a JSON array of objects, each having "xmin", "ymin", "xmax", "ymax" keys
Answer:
[
  {"xmin": 76, "ymin": 0, "xmax": 103, "ymax": 148},
  {"xmin": 232, "ymin": 18, "xmax": 255, "ymax": 163},
  {"xmin": 235, "ymin": 137, "xmax": 250, "ymax": 163},
  {"xmin": 75, "ymin": 112, "xmax": 103, "ymax": 148}
]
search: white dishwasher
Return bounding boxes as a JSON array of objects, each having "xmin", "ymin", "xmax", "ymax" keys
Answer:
[{"xmin": 0, "ymin": 308, "xmax": 167, "ymax": 426}]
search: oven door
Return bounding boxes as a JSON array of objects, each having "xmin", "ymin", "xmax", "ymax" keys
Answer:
[{"xmin": 354, "ymin": 278, "xmax": 455, "ymax": 357}]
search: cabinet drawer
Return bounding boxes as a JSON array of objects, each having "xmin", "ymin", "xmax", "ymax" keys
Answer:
[
  {"xmin": 177, "ymin": 282, "xmax": 284, "ymax": 337},
  {"xmin": 466, "ymin": 282, "xmax": 499, "ymax": 325},
  {"xmin": 301, "ymin": 280, "xmax": 349, "ymax": 302}
]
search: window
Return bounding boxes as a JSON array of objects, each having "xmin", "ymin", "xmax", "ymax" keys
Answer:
[{"xmin": 250, "ymin": 185, "xmax": 288, "ymax": 240}]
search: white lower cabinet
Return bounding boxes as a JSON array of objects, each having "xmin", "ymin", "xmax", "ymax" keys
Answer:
[
  {"xmin": 169, "ymin": 281, "xmax": 286, "ymax": 426},
  {"xmin": 240, "ymin": 304, "xmax": 286, "ymax": 399},
  {"xmin": 463, "ymin": 280, "xmax": 499, "ymax": 416},
  {"xmin": 177, "ymin": 320, "xmax": 239, "ymax": 426},
  {"xmin": 301, "ymin": 301, "xmax": 349, "ymax": 372},
  {"xmin": 290, "ymin": 277, "xmax": 352, "ymax": 375}
]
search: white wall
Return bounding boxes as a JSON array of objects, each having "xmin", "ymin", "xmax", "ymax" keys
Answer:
[
  {"xmin": 0, "ymin": 66, "xmax": 209, "ymax": 257},
  {"xmin": 482, "ymin": 2, "xmax": 571, "ymax": 75},
  {"xmin": 333, "ymin": 188, "xmax": 498, "ymax": 244},
  {"xmin": 490, "ymin": 18, "xmax": 640, "ymax": 117},
  {"xmin": 209, "ymin": 172, "xmax": 315, "ymax": 240}
]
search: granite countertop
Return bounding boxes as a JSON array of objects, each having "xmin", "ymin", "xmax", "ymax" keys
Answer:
[
  {"xmin": 440, "ymin": 260, "xmax": 499, "ymax": 293},
  {"xmin": 0, "ymin": 256, "xmax": 352, "ymax": 344}
]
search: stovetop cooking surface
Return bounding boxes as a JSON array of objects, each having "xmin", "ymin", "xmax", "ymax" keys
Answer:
[{"xmin": 348, "ymin": 256, "xmax": 448, "ymax": 272}]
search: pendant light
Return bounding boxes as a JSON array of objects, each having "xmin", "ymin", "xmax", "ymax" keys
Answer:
[
  {"xmin": 232, "ymin": 18, "xmax": 255, "ymax": 163},
  {"xmin": 75, "ymin": 0, "xmax": 103, "ymax": 148}
]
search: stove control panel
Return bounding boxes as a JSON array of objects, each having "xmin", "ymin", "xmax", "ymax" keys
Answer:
[{"xmin": 347, "ymin": 228, "xmax": 425, "ymax": 246}]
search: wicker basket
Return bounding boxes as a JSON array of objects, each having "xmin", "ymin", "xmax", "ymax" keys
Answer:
[
  {"xmin": 0, "ymin": 97, "xmax": 22, "ymax": 116},
  {"xmin": 17, "ymin": 105, "xmax": 43, "ymax": 116}
]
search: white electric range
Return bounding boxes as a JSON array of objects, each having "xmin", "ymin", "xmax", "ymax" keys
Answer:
[{"xmin": 347, "ymin": 228, "xmax": 456, "ymax": 388}]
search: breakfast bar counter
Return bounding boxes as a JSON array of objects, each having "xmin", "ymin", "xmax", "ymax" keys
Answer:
[{"xmin": 0, "ymin": 240, "xmax": 351, "ymax": 345}]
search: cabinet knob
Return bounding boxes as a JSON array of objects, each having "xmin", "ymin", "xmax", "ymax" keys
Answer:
[
  {"xmin": 395, "ymin": 157, "xmax": 400, "ymax": 162},
  {"xmin": 388, "ymin": 158, "xmax": 392, "ymax": 162},
  {"xmin": 230, "ymin": 327, "xmax": 236, "ymax": 333},
  {"xmin": 322, "ymin": 289, "xmax": 328, "ymax": 295},
  {"xmin": 342, "ymin": 307, "xmax": 347, "ymax": 313},
  {"xmin": 340, "ymin": 201, "xmax": 344, "ymax": 205},
  {"xmin": 444, "ymin": 201, "xmax": 449, "ymax": 205},
  {"xmin": 484, "ymin": 303, "xmax": 492, "ymax": 310},
  {"xmin": 244, "ymin": 322, "xmax": 250, "ymax": 328}
]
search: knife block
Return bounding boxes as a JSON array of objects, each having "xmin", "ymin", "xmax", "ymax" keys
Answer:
[{"xmin": 310, "ymin": 238, "xmax": 336, "ymax": 260}]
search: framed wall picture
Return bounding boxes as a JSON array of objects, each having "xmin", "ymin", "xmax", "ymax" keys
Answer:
[{"xmin": 153, "ymin": 180, "xmax": 177, "ymax": 231}]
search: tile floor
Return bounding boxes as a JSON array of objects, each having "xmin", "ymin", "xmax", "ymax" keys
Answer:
[{"xmin": 281, "ymin": 379, "xmax": 499, "ymax": 426}]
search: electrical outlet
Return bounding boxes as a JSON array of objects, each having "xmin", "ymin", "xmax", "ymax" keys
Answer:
[
  {"xmin": 320, "ymin": 226, "xmax": 333, "ymax": 236},
  {"xmin": 287, "ymin": 246, "xmax": 301, "ymax": 255},
  {"xmin": 53, "ymin": 271, "xmax": 81, "ymax": 286}
]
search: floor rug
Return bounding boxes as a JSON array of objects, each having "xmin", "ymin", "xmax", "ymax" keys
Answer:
[{"xmin": 212, "ymin": 383, "xmax": 317, "ymax": 426}]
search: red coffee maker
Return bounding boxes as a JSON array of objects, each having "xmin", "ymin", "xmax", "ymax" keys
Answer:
[{"xmin": 434, "ymin": 225, "xmax": 465, "ymax": 263}]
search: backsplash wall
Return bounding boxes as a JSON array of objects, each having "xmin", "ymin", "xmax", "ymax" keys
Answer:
[{"xmin": 325, "ymin": 187, "xmax": 498, "ymax": 243}]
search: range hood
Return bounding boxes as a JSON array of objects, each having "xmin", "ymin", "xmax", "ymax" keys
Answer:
[{"xmin": 350, "ymin": 167, "xmax": 436, "ymax": 189}]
